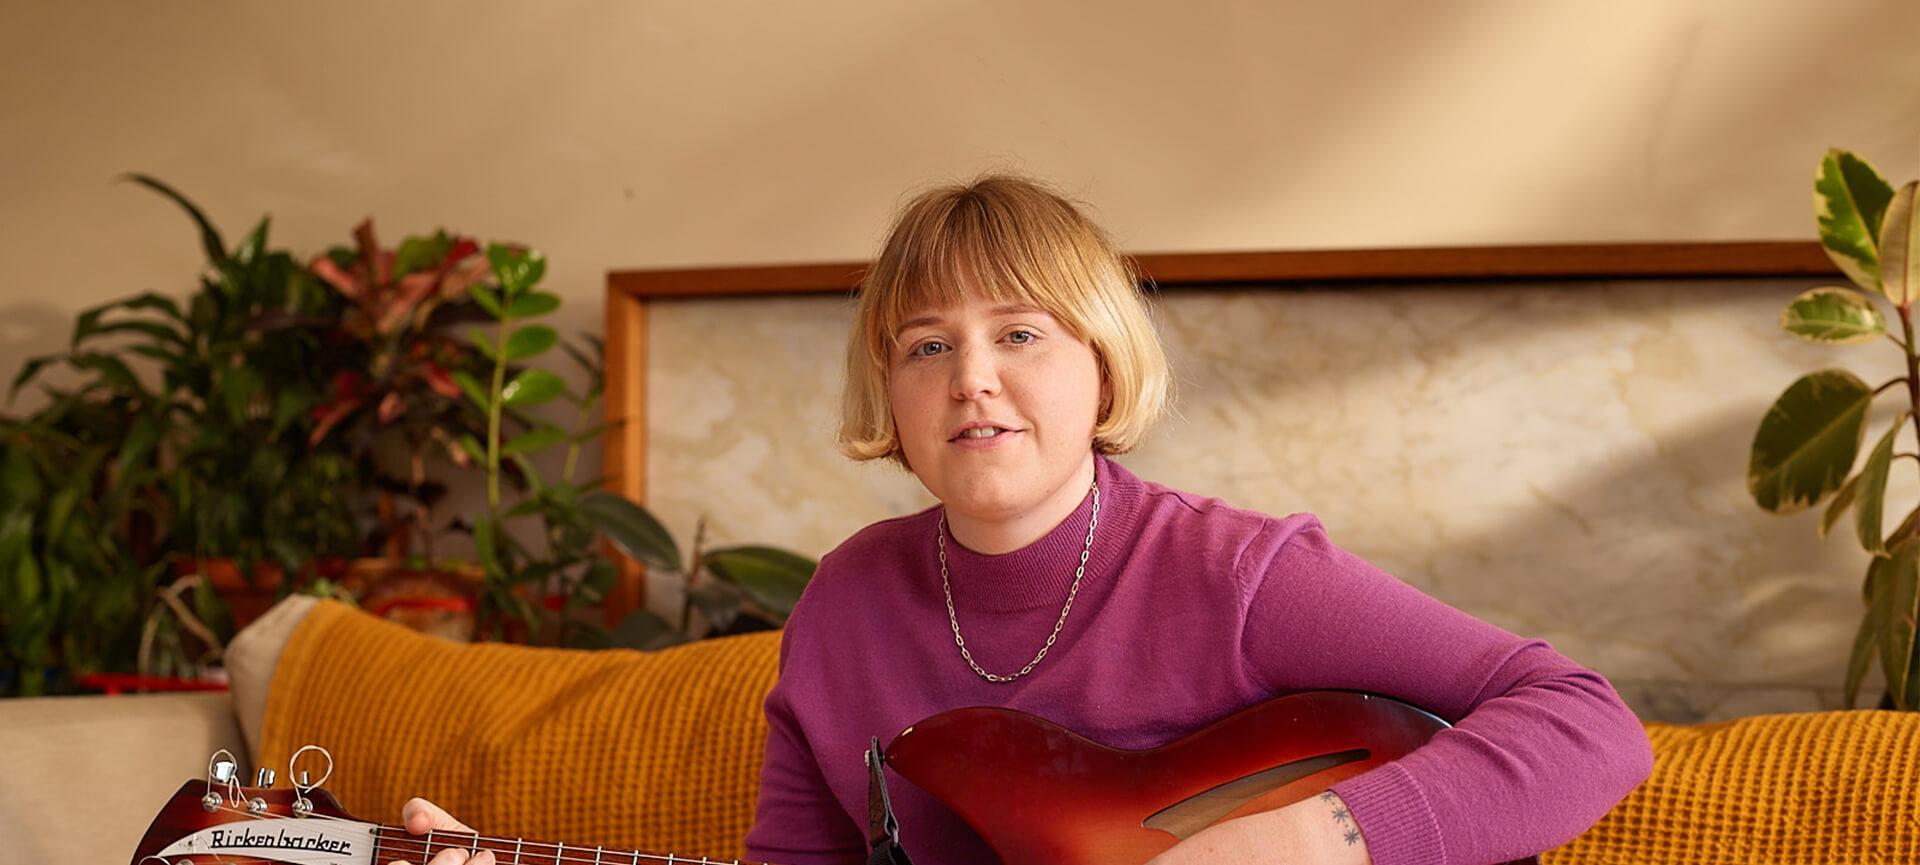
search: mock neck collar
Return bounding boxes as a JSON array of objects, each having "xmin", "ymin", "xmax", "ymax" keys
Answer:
[{"xmin": 932, "ymin": 454, "xmax": 1145, "ymax": 612}]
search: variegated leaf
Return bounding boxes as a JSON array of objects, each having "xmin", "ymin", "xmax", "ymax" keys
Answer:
[
  {"xmin": 1815, "ymin": 149, "xmax": 1894, "ymax": 293},
  {"xmin": 1780, "ymin": 287, "xmax": 1886, "ymax": 344},
  {"xmin": 1856, "ymin": 412, "xmax": 1909, "ymax": 554},
  {"xmin": 1880, "ymin": 181, "xmax": 1920, "ymax": 307},
  {"xmin": 1748, "ymin": 370, "xmax": 1874, "ymax": 513}
]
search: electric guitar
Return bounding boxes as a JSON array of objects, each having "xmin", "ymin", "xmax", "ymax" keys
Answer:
[{"xmin": 132, "ymin": 690, "xmax": 1541, "ymax": 865}]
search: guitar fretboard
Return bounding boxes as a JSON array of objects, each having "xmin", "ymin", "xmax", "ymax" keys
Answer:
[{"xmin": 370, "ymin": 825, "xmax": 773, "ymax": 865}]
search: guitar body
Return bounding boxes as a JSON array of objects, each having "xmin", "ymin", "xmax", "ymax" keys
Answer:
[{"xmin": 885, "ymin": 690, "xmax": 1539, "ymax": 865}]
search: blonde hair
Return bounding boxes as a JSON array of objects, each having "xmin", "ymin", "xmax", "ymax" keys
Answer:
[{"xmin": 838, "ymin": 173, "xmax": 1171, "ymax": 466}]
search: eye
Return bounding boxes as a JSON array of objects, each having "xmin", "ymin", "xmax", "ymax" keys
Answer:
[
  {"xmin": 908, "ymin": 339, "xmax": 949, "ymax": 358},
  {"xmin": 1006, "ymin": 329, "xmax": 1038, "ymax": 345}
]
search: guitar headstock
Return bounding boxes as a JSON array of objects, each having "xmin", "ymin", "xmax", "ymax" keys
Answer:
[{"xmin": 130, "ymin": 747, "xmax": 378, "ymax": 865}]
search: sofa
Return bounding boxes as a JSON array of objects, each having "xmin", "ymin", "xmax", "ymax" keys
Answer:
[{"xmin": 6, "ymin": 596, "xmax": 1919, "ymax": 864}]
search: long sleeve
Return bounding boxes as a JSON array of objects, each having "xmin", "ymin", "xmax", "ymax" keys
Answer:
[
  {"xmin": 742, "ymin": 610, "xmax": 868, "ymax": 865},
  {"xmin": 1235, "ymin": 516, "xmax": 1652, "ymax": 865}
]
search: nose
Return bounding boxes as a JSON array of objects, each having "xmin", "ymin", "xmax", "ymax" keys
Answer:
[{"xmin": 950, "ymin": 344, "xmax": 1000, "ymax": 401}]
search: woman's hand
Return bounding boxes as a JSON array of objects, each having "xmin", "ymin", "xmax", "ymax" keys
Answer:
[
  {"xmin": 1143, "ymin": 792, "xmax": 1370, "ymax": 865},
  {"xmin": 385, "ymin": 797, "xmax": 494, "ymax": 865}
]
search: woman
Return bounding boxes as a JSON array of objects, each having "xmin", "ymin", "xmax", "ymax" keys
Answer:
[{"xmin": 395, "ymin": 175, "xmax": 1652, "ymax": 865}]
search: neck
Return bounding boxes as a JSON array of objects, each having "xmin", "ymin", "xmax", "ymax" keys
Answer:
[{"xmin": 945, "ymin": 451, "xmax": 1098, "ymax": 554}]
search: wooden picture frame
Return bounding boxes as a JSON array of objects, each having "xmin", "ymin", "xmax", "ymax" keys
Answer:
[{"xmin": 599, "ymin": 241, "xmax": 1838, "ymax": 621}]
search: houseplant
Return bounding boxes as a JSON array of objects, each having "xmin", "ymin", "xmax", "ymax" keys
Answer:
[
  {"xmin": 306, "ymin": 220, "xmax": 497, "ymax": 563},
  {"xmin": 458, "ymin": 245, "xmax": 818, "ymax": 649},
  {"xmin": 1748, "ymin": 148, "xmax": 1920, "ymax": 710},
  {"xmin": 2, "ymin": 175, "xmax": 366, "ymax": 694}
]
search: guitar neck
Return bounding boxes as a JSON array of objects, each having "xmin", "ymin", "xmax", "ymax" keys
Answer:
[{"xmin": 370, "ymin": 825, "xmax": 773, "ymax": 865}]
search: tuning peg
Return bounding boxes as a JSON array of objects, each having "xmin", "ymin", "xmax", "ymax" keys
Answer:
[
  {"xmin": 256, "ymin": 767, "xmax": 276, "ymax": 787},
  {"xmin": 211, "ymin": 760, "xmax": 237, "ymax": 783}
]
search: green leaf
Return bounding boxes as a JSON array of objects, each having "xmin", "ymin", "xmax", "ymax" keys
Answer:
[
  {"xmin": 468, "ymin": 283, "xmax": 503, "ymax": 318},
  {"xmin": 504, "ymin": 325, "xmax": 558, "ymax": 360},
  {"xmin": 220, "ymin": 366, "xmax": 261, "ymax": 424},
  {"xmin": 236, "ymin": 216, "xmax": 270, "ymax": 265},
  {"xmin": 1779, "ymin": 287, "xmax": 1886, "ymax": 344},
  {"xmin": 610, "ymin": 609, "xmax": 687, "ymax": 651},
  {"xmin": 395, "ymin": 232, "xmax": 452, "ymax": 276},
  {"xmin": 115, "ymin": 412, "xmax": 164, "ymax": 478},
  {"xmin": 687, "ymin": 579, "xmax": 746, "ymax": 631},
  {"xmin": 115, "ymin": 291, "xmax": 187, "ymax": 323},
  {"xmin": 120, "ymin": 173, "xmax": 229, "ymax": 265},
  {"xmin": 1821, "ymin": 473, "xmax": 1862, "ymax": 540},
  {"xmin": 579, "ymin": 491, "xmax": 681, "ymax": 573},
  {"xmin": 474, "ymin": 514, "xmax": 502, "ymax": 580},
  {"xmin": 701, "ymin": 545, "xmax": 817, "ymax": 617},
  {"xmin": 508, "ymin": 292, "xmax": 561, "ymax": 318},
  {"xmin": 1748, "ymin": 370, "xmax": 1874, "ymax": 513},
  {"xmin": 1883, "ymin": 539, "xmax": 1920, "ymax": 710},
  {"xmin": 1814, "ymin": 149, "xmax": 1895, "ymax": 294},
  {"xmin": 501, "ymin": 369, "xmax": 565, "ymax": 407},
  {"xmin": 485, "ymin": 244, "xmax": 548, "ymax": 299},
  {"xmin": 1856, "ymin": 412, "xmax": 1909, "ymax": 554},
  {"xmin": 8, "ymin": 355, "xmax": 57, "ymax": 401},
  {"xmin": 68, "ymin": 353, "xmax": 143, "ymax": 395},
  {"xmin": 501, "ymin": 425, "xmax": 568, "ymax": 456},
  {"xmin": 1880, "ymin": 181, "xmax": 1920, "ymax": 307},
  {"xmin": 456, "ymin": 434, "xmax": 487, "ymax": 467},
  {"xmin": 451, "ymin": 370, "xmax": 491, "ymax": 410},
  {"xmin": 2, "ymin": 446, "xmax": 40, "ymax": 503},
  {"xmin": 579, "ymin": 560, "xmax": 618, "ymax": 603}
]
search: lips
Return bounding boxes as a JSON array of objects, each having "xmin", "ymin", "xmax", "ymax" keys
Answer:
[{"xmin": 948, "ymin": 421, "xmax": 1022, "ymax": 442}]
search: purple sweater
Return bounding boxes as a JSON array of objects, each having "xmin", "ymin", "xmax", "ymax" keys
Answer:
[{"xmin": 743, "ymin": 456, "xmax": 1651, "ymax": 865}]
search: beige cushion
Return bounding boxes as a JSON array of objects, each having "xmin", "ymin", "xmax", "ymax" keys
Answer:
[
  {"xmin": 0, "ymin": 692, "xmax": 244, "ymax": 863},
  {"xmin": 225, "ymin": 594, "xmax": 317, "ymax": 764}
]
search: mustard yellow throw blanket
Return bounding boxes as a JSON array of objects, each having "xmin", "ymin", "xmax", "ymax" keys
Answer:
[
  {"xmin": 260, "ymin": 601, "xmax": 781, "ymax": 859},
  {"xmin": 264, "ymin": 601, "xmax": 1920, "ymax": 864},
  {"xmin": 1545, "ymin": 708, "xmax": 1920, "ymax": 864}
]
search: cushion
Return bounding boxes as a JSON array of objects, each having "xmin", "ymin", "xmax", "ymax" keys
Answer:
[
  {"xmin": 1545, "ymin": 709, "xmax": 1920, "ymax": 864},
  {"xmin": 226, "ymin": 594, "xmax": 317, "ymax": 763},
  {"xmin": 258, "ymin": 600, "xmax": 782, "ymax": 859}
]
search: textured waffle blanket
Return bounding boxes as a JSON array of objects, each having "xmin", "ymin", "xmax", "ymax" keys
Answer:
[
  {"xmin": 261, "ymin": 600, "xmax": 781, "ymax": 859},
  {"xmin": 1545, "ymin": 707, "xmax": 1920, "ymax": 864}
]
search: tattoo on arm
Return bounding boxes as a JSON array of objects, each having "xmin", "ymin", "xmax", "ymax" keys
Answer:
[{"xmin": 1322, "ymin": 792, "xmax": 1362, "ymax": 846}]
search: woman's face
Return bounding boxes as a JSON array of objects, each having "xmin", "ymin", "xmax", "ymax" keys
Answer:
[{"xmin": 888, "ymin": 291, "xmax": 1105, "ymax": 528}]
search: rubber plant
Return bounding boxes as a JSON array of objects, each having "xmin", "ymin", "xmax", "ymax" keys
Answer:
[
  {"xmin": 460, "ymin": 245, "xmax": 817, "ymax": 648},
  {"xmin": 1748, "ymin": 148, "xmax": 1920, "ymax": 710}
]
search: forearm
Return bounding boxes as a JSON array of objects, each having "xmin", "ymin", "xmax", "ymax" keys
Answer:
[{"xmin": 1144, "ymin": 792, "xmax": 1370, "ymax": 865}]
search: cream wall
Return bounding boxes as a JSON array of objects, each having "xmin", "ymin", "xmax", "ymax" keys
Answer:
[{"xmin": 4, "ymin": 1, "xmax": 1919, "ymax": 720}]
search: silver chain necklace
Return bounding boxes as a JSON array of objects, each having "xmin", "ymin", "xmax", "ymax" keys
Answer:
[{"xmin": 938, "ymin": 479, "xmax": 1100, "ymax": 683}]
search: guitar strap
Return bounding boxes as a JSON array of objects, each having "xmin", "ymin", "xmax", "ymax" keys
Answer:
[{"xmin": 864, "ymin": 737, "xmax": 916, "ymax": 865}]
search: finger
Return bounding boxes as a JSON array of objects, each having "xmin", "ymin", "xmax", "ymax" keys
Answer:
[
  {"xmin": 401, "ymin": 797, "xmax": 475, "ymax": 834},
  {"xmin": 427, "ymin": 848, "xmax": 471, "ymax": 865},
  {"xmin": 472, "ymin": 852, "xmax": 497, "ymax": 865}
]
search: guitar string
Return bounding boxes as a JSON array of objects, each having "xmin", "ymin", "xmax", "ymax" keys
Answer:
[{"xmin": 198, "ymin": 800, "xmax": 756, "ymax": 865}]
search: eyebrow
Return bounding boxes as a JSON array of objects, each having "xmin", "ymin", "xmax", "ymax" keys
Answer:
[{"xmin": 897, "ymin": 304, "xmax": 1043, "ymax": 333}]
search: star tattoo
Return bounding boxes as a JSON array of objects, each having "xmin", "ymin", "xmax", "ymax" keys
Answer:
[
  {"xmin": 1331, "ymin": 807, "xmax": 1349, "ymax": 822},
  {"xmin": 1345, "ymin": 828, "xmax": 1362, "ymax": 845},
  {"xmin": 1319, "ymin": 792, "xmax": 1337, "ymax": 804}
]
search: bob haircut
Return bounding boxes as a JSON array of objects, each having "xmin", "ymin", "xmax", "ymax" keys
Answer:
[{"xmin": 838, "ymin": 173, "xmax": 1171, "ymax": 467}]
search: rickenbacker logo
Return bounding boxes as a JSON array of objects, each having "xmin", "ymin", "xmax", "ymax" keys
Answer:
[
  {"xmin": 158, "ymin": 818, "xmax": 376, "ymax": 864},
  {"xmin": 210, "ymin": 826, "xmax": 353, "ymax": 853}
]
